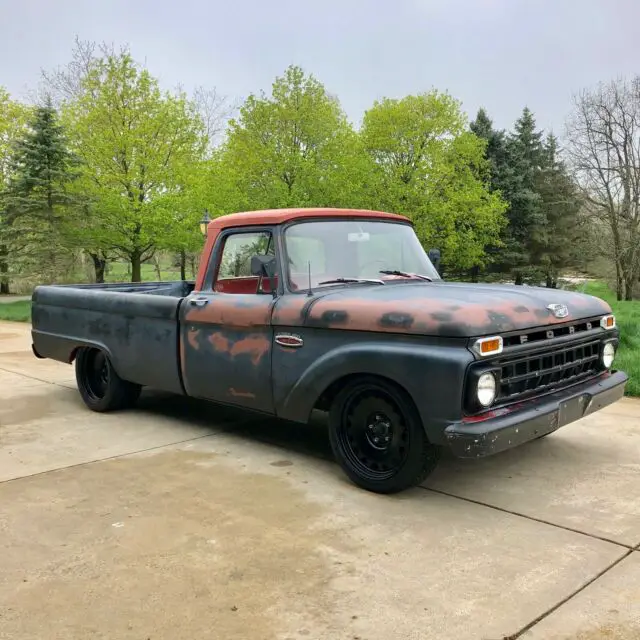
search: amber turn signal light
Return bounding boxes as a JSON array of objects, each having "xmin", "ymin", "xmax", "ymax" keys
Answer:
[
  {"xmin": 600, "ymin": 315, "xmax": 616, "ymax": 330},
  {"xmin": 472, "ymin": 336, "xmax": 504, "ymax": 357}
]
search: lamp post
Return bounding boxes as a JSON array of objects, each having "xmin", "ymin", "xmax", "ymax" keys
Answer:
[{"xmin": 199, "ymin": 210, "xmax": 211, "ymax": 238}]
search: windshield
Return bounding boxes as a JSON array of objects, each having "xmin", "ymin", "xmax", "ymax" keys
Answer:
[{"xmin": 284, "ymin": 220, "xmax": 440, "ymax": 291}]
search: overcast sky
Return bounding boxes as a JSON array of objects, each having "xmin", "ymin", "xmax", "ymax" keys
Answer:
[{"xmin": 1, "ymin": 0, "xmax": 638, "ymax": 137}]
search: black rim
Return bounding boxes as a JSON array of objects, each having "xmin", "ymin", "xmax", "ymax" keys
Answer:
[
  {"xmin": 337, "ymin": 386, "xmax": 410, "ymax": 481},
  {"xmin": 83, "ymin": 351, "xmax": 110, "ymax": 400}
]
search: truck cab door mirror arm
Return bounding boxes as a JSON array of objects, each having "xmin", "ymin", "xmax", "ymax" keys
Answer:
[{"xmin": 250, "ymin": 255, "xmax": 277, "ymax": 297}]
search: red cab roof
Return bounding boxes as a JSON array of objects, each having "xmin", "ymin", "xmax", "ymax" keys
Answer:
[{"xmin": 209, "ymin": 207, "xmax": 410, "ymax": 230}]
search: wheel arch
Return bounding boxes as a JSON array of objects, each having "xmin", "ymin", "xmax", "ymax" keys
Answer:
[
  {"xmin": 314, "ymin": 372, "xmax": 418, "ymax": 416},
  {"xmin": 274, "ymin": 340, "xmax": 471, "ymax": 445},
  {"xmin": 276, "ymin": 343, "xmax": 425, "ymax": 426}
]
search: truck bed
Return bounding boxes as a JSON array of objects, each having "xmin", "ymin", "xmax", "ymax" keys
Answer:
[{"xmin": 31, "ymin": 281, "xmax": 196, "ymax": 394}]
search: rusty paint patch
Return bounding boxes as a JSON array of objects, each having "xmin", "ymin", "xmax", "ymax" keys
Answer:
[
  {"xmin": 272, "ymin": 296, "xmax": 309, "ymax": 326},
  {"xmin": 184, "ymin": 296, "xmax": 272, "ymax": 327},
  {"xmin": 187, "ymin": 329, "xmax": 200, "ymax": 351},
  {"xmin": 229, "ymin": 388, "xmax": 256, "ymax": 399},
  {"xmin": 300, "ymin": 286, "xmax": 612, "ymax": 337},
  {"xmin": 208, "ymin": 332, "xmax": 270, "ymax": 366},
  {"xmin": 230, "ymin": 335, "xmax": 270, "ymax": 365},
  {"xmin": 209, "ymin": 332, "xmax": 231, "ymax": 353}
]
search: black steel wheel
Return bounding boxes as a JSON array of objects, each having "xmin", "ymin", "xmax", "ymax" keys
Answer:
[
  {"xmin": 328, "ymin": 377, "xmax": 440, "ymax": 493},
  {"xmin": 75, "ymin": 348, "xmax": 141, "ymax": 412}
]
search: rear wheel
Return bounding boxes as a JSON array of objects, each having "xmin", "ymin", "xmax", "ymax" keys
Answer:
[
  {"xmin": 75, "ymin": 348, "xmax": 141, "ymax": 412},
  {"xmin": 328, "ymin": 377, "xmax": 440, "ymax": 494}
]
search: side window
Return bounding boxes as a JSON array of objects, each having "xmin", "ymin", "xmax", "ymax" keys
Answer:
[{"xmin": 215, "ymin": 231, "xmax": 275, "ymax": 294}]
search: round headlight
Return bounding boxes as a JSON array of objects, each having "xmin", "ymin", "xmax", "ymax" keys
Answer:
[
  {"xmin": 602, "ymin": 342, "xmax": 615, "ymax": 369},
  {"xmin": 477, "ymin": 372, "xmax": 497, "ymax": 407}
]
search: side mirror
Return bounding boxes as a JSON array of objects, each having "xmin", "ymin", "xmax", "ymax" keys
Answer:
[
  {"xmin": 250, "ymin": 254, "xmax": 277, "ymax": 296},
  {"xmin": 250, "ymin": 254, "xmax": 276, "ymax": 277},
  {"xmin": 428, "ymin": 248, "xmax": 441, "ymax": 274}
]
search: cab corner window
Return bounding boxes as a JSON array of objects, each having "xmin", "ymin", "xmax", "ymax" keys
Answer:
[{"xmin": 214, "ymin": 230, "xmax": 276, "ymax": 294}]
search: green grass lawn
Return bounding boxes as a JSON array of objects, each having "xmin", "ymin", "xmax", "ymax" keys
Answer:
[
  {"xmin": 0, "ymin": 300, "xmax": 32, "ymax": 322},
  {"xmin": 578, "ymin": 281, "xmax": 640, "ymax": 397}
]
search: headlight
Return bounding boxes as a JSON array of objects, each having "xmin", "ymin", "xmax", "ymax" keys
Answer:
[
  {"xmin": 602, "ymin": 342, "xmax": 616, "ymax": 369},
  {"xmin": 477, "ymin": 372, "xmax": 497, "ymax": 407}
]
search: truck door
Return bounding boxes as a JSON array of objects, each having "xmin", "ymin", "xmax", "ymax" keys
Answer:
[{"xmin": 179, "ymin": 228, "xmax": 277, "ymax": 413}]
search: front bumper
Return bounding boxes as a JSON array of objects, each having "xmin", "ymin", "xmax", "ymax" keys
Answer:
[{"xmin": 445, "ymin": 370, "xmax": 628, "ymax": 458}]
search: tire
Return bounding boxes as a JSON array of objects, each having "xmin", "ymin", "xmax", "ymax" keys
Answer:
[
  {"xmin": 328, "ymin": 377, "xmax": 441, "ymax": 494},
  {"xmin": 75, "ymin": 348, "xmax": 141, "ymax": 412}
]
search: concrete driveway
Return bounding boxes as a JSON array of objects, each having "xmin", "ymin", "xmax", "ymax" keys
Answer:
[{"xmin": 1, "ymin": 320, "xmax": 639, "ymax": 640}]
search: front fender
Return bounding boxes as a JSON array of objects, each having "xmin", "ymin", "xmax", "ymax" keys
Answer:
[{"xmin": 275, "ymin": 341, "xmax": 473, "ymax": 445}]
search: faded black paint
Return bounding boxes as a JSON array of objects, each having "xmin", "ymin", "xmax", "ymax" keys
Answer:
[
  {"xmin": 446, "ymin": 370, "xmax": 628, "ymax": 457},
  {"xmin": 31, "ymin": 282, "xmax": 186, "ymax": 394},
  {"xmin": 29, "ymin": 227, "xmax": 623, "ymax": 464},
  {"xmin": 179, "ymin": 291, "xmax": 274, "ymax": 412}
]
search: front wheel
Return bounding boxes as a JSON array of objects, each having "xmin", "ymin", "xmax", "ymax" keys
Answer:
[
  {"xmin": 328, "ymin": 377, "xmax": 440, "ymax": 494},
  {"xmin": 75, "ymin": 348, "xmax": 141, "ymax": 412}
]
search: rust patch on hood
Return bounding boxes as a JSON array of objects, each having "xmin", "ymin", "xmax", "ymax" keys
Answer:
[{"xmin": 274, "ymin": 283, "xmax": 612, "ymax": 337}]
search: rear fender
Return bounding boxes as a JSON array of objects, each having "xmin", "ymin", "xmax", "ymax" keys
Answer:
[{"xmin": 31, "ymin": 330, "xmax": 116, "ymax": 367}]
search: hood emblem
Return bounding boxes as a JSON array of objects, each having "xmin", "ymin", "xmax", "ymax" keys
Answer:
[{"xmin": 547, "ymin": 303, "xmax": 569, "ymax": 319}]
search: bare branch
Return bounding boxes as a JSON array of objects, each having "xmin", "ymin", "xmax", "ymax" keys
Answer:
[{"xmin": 191, "ymin": 85, "xmax": 237, "ymax": 152}]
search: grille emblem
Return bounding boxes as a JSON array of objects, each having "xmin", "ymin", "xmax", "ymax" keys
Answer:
[{"xmin": 546, "ymin": 303, "xmax": 569, "ymax": 319}]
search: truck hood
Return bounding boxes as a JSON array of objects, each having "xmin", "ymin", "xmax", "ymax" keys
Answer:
[{"xmin": 279, "ymin": 281, "xmax": 612, "ymax": 338}]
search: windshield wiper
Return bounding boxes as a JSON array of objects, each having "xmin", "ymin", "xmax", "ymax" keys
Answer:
[
  {"xmin": 379, "ymin": 270, "xmax": 433, "ymax": 282},
  {"xmin": 317, "ymin": 277, "xmax": 385, "ymax": 286}
]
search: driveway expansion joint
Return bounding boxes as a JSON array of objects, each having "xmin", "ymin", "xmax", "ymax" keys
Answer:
[
  {"xmin": 0, "ymin": 430, "xmax": 235, "ymax": 486},
  {"xmin": 499, "ymin": 548, "xmax": 635, "ymax": 639},
  {"xmin": 422, "ymin": 486, "xmax": 634, "ymax": 550}
]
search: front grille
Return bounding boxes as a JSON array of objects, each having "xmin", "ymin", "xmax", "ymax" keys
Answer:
[
  {"xmin": 502, "ymin": 317, "xmax": 601, "ymax": 347},
  {"xmin": 497, "ymin": 339, "xmax": 602, "ymax": 404}
]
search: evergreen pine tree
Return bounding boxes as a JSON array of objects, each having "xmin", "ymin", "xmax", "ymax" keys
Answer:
[
  {"xmin": 531, "ymin": 134, "xmax": 585, "ymax": 287},
  {"xmin": 5, "ymin": 97, "xmax": 78, "ymax": 282},
  {"xmin": 502, "ymin": 107, "xmax": 546, "ymax": 284}
]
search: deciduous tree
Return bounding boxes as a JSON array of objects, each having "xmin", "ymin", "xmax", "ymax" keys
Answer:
[
  {"xmin": 361, "ymin": 92, "xmax": 507, "ymax": 272},
  {"xmin": 566, "ymin": 77, "xmax": 640, "ymax": 300},
  {"xmin": 210, "ymin": 65, "xmax": 370, "ymax": 214},
  {"xmin": 65, "ymin": 53, "xmax": 206, "ymax": 281}
]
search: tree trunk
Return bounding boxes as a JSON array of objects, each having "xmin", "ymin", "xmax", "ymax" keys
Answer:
[
  {"xmin": 153, "ymin": 255, "xmax": 162, "ymax": 281},
  {"xmin": 189, "ymin": 255, "xmax": 197, "ymax": 278},
  {"xmin": 131, "ymin": 250, "xmax": 142, "ymax": 283},
  {"xmin": 615, "ymin": 261, "xmax": 623, "ymax": 301},
  {"xmin": 90, "ymin": 253, "xmax": 106, "ymax": 284},
  {"xmin": 624, "ymin": 274, "xmax": 635, "ymax": 301},
  {"xmin": 179, "ymin": 250, "xmax": 187, "ymax": 281},
  {"xmin": 514, "ymin": 272, "xmax": 523, "ymax": 286},
  {"xmin": 0, "ymin": 245, "xmax": 9, "ymax": 294},
  {"xmin": 470, "ymin": 265, "xmax": 479, "ymax": 283}
]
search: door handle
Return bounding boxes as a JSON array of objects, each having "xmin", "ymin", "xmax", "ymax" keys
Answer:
[{"xmin": 189, "ymin": 297, "xmax": 210, "ymax": 307}]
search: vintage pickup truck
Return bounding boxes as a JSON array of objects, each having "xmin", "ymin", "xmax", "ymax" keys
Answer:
[{"xmin": 31, "ymin": 208, "xmax": 627, "ymax": 493}]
